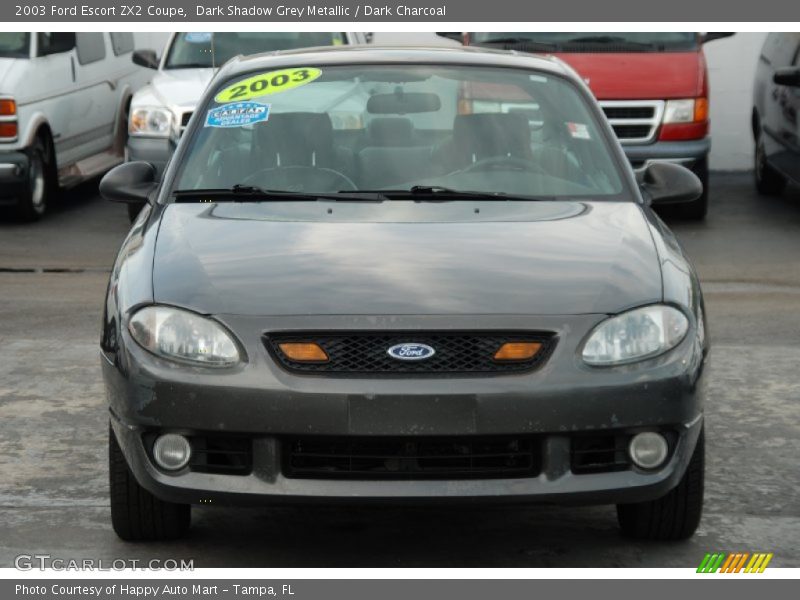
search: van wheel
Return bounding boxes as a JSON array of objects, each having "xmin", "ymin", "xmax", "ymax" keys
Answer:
[
  {"xmin": 675, "ymin": 159, "xmax": 709, "ymax": 220},
  {"xmin": 616, "ymin": 427, "xmax": 704, "ymax": 541},
  {"xmin": 755, "ymin": 133, "xmax": 786, "ymax": 196},
  {"xmin": 15, "ymin": 135, "xmax": 55, "ymax": 221},
  {"xmin": 109, "ymin": 424, "xmax": 191, "ymax": 541}
]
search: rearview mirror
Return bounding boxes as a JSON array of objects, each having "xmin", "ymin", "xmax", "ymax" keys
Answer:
[
  {"xmin": 773, "ymin": 67, "xmax": 800, "ymax": 88},
  {"xmin": 640, "ymin": 162, "xmax": 702, "ymax": 206},
  {"xmin": 132, "ymin": 49, "xmax": 159, "ymax": 69},
  {"xmin": 700, "ymin": 32, "xmax": 734, "ymax": 44},
  {"xmin": 100, "ymin": 162, "xmax": 158, "ymax": 205},
  {"xmin": 38, "ymin": 32, "xmax": 76, "ymax": 56}
]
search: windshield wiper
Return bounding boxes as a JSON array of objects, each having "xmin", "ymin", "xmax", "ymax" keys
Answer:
[
  {"xmin": 477, "ymin": 37, "xmax": 559, "ymax": 51},
  {"xmin": 349, "ymin": 186, "xmax": 552, "ymax": 202},
  {"xmin": 165, "ymin": 63, "xmax": 214, "ymax": 69},
  {"xmin": 563, "ymin": 36, "xmax": 657, "ymax": 49},
  {"xmin": 172, "ymin": 186, "xmax": 388, "ymax": 202},
  {"xmin": 172, "ymin": 185, "xmax": 551, "ymax": 203}
]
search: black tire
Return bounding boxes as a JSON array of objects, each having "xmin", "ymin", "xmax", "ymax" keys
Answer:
[
  {"xmin": 616, "ymin": 427, "xmax": 704, "ymax": 541},
  {"xmin": 754, "ymin": 130, "xmax": 786, "ymax": 196},
  {"xmin": 15, "ymin": 134, "xmax": 55, "ymax": 222},
  {"xmin": 674, "ymin": 159, "xmax": 709, "ymax": 221},
  {"xmin": 127, "ymin": 202, "xmax": 145, "ymax": 222},
  {"xmin": 109, "ymin": 424, "xmax": 191, "ymax": 541}
]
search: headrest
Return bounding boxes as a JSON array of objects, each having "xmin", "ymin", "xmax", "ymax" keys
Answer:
[
  {"xmin": 452, "ymin": 113, "xmax": 532, "ymax": 161},
  {"xmin": 255, "ymin": 112, "xmax": 335, "ymax": 166},
  {"xmin": 368, "ymin": 118, "xmax": 414, "ymax": 146}
]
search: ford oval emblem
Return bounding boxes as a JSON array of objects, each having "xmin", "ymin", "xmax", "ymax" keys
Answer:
[{"xmin": 387, "ymin": 343, "xmax": 436, "ymax": 361}]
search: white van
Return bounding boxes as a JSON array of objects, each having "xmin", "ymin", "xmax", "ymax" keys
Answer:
[
  {"xmin": 0, "ymin": 32, "xmax": 150, "ymax": 220},
  {"xmin": 125, "ymin": 32, "xmax": 370, "ymax": 220}
]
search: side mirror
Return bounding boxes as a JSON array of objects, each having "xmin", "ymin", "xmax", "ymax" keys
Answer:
[
  {"xmin": 435, "ymin": 32, "xmax": 464, "ymax": 43},
  {"xmin": 640, "ymin": 162, "xmax": 702, "ymax": 206},
  {"xmin": 701, "ymin": 32, "xmax": 734, "ymax": 44},
  {"xmin": 38, "ymin": 32, "xmax": 76, "ymax": 56},
  {"xmin": 773, "ymin": 67, "xmax": 800, "ymax": 88},
  {"xmin": 132, "ymin": 49, "xmax": 159, "ymax": 69},
  {"xmin": 100, "ymin": 162, "xmax": 158, "ymax": 205}
]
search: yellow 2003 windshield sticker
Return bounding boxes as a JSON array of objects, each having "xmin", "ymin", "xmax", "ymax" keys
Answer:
[{"xmin": 215, "ymin": 68, "xmax": 322, "ymax": 103}]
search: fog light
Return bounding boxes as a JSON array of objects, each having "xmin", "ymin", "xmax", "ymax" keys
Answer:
[
  {"xmin": 153, "ymin": 434, "xmax": 192, "ymax": 471},
  {"xmin": 628, "ymin": 432, "xmax": 668, "ymax": 469}
]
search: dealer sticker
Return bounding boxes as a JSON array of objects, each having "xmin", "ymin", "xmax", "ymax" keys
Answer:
[
  {"xmin": 214, "ymin": 67, "xmax": 322, "ymax": 103},
  {"xmin": 567, "ymin": 122, "xmax": 591, "ymax": 140},
  {"xmin": 205, "ymin": 101, "xmax": 270, "ymax": 128}
]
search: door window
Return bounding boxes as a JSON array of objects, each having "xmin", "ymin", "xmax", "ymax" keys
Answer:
[
  {"xmin": 76, "ymin": 32, "xmax": 106, "ymax": 65},
  {"xmin": 110, "ymin": 32, "xmax": 135, "ymax": 56}
]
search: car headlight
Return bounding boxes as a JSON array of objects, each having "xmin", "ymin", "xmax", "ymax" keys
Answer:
[
  {"xmin": 663, "ymin": 98, "xmax": 708, "ymax": 124},
  {"xmin": 128, "ymin": 306, "xmax": 241, "ymax": 367},
  {"xmin": 129, "ymin": 106, "xmax": 173, "ymax": 137},
  {"xmin": 582, "ymin": 305, "xmax": 689, "ymax": 366}
]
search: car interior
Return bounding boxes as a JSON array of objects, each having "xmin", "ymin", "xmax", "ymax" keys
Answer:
[{"xmin": 179, "ymin": 71, "xmax": 623, "ymax": 197}]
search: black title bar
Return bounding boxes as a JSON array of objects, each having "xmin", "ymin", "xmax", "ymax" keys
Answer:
[{"xmin": 4, "ymin": 0, "xmax": 800, "ymax": 22}]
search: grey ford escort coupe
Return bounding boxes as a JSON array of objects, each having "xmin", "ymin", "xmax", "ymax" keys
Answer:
[{"xmin": 100, "ymin": 46, "xmax": 708, "ymax": 542}]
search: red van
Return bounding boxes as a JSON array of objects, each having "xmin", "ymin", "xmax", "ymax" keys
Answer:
[{"xmin": 443, "ymin": 32, "xmax": 733, "ymax": 219}]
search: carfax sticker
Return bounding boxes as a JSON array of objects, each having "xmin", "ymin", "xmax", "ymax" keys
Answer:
[
  {"xmin": 566, "ymin": 122, "xmax": 591, "ymax": 140},
  {"xmin": 205, "ymin": 101, "xmax": 270, "ymax": 128},
  {"xmin": 214, "ymin": 67, "xmax": 322, "ymax": 103}
]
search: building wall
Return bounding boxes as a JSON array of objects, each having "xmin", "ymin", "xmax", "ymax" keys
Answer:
[
  {"xmin": 704, "ymin": 32, "xmax": 767, "ymax": 170},
  {"xmin": 372, "ymin": 31, "xmax": 768, "ymax": 171}
]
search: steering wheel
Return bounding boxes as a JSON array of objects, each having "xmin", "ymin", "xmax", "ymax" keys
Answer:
[
  {"xmin": 241, "ymin": 166, "xmax": 358, "ymax": 192},
  {"xmin": 458, "ymin": 155, "xmax": 546, "ymax": 176}
]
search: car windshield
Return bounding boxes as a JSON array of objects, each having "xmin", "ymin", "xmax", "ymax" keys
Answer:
[
  {"xmin": 172, "ymin": 64, "xmax": 626, "ymax": 199},
  {"xmin": 0, "ymin": 33, "xmax": 30, "ymax": 58},
  {"xmin": 472, "ymin": 32, "xmax": 698, "ymax": 52},
  {"xmin": 164, "ymin": 32, "xmax": 346, "ymax": 69}
]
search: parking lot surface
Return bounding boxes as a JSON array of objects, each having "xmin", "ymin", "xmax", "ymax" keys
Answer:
[{"xmin": 0, "ymin": 173, "xmax": 798, "ymax": 567}]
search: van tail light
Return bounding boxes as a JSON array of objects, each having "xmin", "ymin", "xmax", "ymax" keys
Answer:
[
  {"xmin": 0, "ymin": 97, "xmax": 18, "ymax": 140},
  {"xmin": 659, "ymin": 97, "xmax": 709, "ymax": 141},
  {"xmin": 0, "ymin": 122, "xmax": 18, "ymax": 139}
]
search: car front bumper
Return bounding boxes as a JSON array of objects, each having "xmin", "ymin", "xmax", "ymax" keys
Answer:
[
  {"xmin": 0, "ymin": 150, "xmax": 29, "ymax": 206},
  {"xmin": 103, "ymin": 313, "xmax": 707, "ymax": 507},
  {"xmin": 623, "ymin": 138, "xmax": 711, "ymax": 171}
]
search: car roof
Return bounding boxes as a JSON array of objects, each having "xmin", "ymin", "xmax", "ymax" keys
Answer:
[{"xmin": 216, "ymin": 45, "xmax": 574, "ymax": 81}]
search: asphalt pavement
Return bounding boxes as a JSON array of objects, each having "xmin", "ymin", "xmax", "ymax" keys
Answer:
[{"xmin": 0, "ymin": 173, "xmax": 798, "ymax": 567}]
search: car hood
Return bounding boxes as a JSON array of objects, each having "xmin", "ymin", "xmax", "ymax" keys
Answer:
[
  {"xmin": 149, "ymin": 68, "xmax": 215, "ymax": 108},
  {"xmin": 152, "ymin": 201, "xmax": 662, "ymax": 316},
  {"xmin": 554, "ymin": 52, "xmax": 703, "ymax": 100}
]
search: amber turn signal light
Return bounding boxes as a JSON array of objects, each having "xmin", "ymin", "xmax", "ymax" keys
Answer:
[
  {"xmin": 694, "ymin": 97, "xmax": 709, "ymax": 122},
  {"xmin": 493, "ymin": 342, "xmax": 542, "ymax": 361},
  {"xmin": 0, "ymin": 99, "xmax": 16, "ymax": 116},
  {"xmin": 278, "ymin": 342, "xmax": 329, "ymax": 362}
]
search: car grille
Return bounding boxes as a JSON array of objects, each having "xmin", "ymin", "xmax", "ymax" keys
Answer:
[
  {"xmin": 188, "ymin": 435, "xmax": 252, "ymax": 475},
  {"xmin": 284, "ymin": 436, "xmax": 541, "ymax": 479},
  {"xmin": 600, "ymin": 100, "xmax": 664, "ymax": 144},
  {"xmin": 265, "ymin": 331, "xmax": 556, "ymax": 376},
  {"xmin": 571, "ymin": 434, "xmax": 632, "ymax": 474}
]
